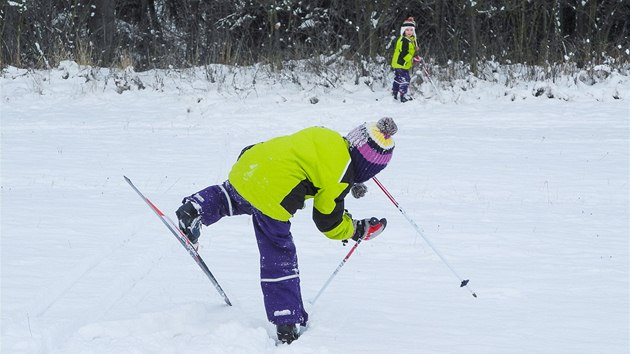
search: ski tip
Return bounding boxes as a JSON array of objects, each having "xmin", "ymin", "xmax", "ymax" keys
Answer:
[{"xmin": 123, "ymin": 175, "xmax": 130, "ymax": 182}]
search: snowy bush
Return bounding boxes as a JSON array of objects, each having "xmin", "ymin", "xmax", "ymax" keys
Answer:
[{"xmin": 2, "ymin": 57, "xmax": 628, "ymax": 102}]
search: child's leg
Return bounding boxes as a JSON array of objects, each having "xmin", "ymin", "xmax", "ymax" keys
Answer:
[
  {"xmin": 183, "ymin": 180, "xmax": 253, "ymax": 226},
  {"xmin": 253, "ymin": 211, "xmax": 308, "ymax": 327},
  {"xmin": 392, "ymin": 71, "xmax": 400, "ymax": 94},
  {"xmin": 397, "ymin": 69, "xmax": 411, "ymax": 96}
]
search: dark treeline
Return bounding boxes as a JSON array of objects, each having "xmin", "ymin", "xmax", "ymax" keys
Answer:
[{"xmin": 1, "ymin": 0, "xmax": 628, "ymax": 71}]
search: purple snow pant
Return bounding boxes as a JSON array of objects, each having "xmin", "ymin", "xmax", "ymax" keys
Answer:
[
  {"xmin": 184, "ymin": 181, "xmax": 309, "ymax": 326},
  {"xmin": 392, "ymin": 68, "xmax": 411, "ymax": 96}
]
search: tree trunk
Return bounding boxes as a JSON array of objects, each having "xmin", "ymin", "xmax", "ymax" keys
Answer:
[{"xmin": 87, "ymin": 0, "xmax": 115, "ymax": 65}]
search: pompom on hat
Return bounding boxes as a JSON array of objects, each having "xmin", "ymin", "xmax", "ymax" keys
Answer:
[
  {"xmin": 400, "ymin": 16, "xmax": 416, "ymax": 36},
  {"xmin": 346, "ymin": 117, "xmax": 397, "ymax": 183}
]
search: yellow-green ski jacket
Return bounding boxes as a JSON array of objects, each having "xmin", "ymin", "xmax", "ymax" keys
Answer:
[
  {"xmin": 229, "ymin": 127, "xmax": 355, "ymax": 240},
  {"xmin": 391, "ymin": 36, "xmax": 416, "ymax": 70}
]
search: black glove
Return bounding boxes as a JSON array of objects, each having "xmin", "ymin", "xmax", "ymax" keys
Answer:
[
  {"xmin": 176, "ymin": 202, "xmax": 202, "ymax": 244},
  {"xmin": 352, "ymin": 217, "xmax": 387, "ymax": 241},
  {"xmin": 350, "ymin": 183, "xmax": 367, "ymax": 199}
]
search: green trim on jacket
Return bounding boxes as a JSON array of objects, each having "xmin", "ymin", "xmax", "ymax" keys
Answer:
[
  {"xmin": 228, "ymin": 126, "xmax": 355, "ymax": 240},
  {"xmin": 391, "ymin": 36, "xmax": 416, "ymax": 70}
]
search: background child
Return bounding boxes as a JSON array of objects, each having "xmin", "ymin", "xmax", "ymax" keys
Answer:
[{"xmin": 391, "ymin": 17, "xmax": 421, "ymax": 102}]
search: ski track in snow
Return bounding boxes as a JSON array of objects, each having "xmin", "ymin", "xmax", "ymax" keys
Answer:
[
  {"xmin": 30, "ymin": 223, "xmax": 175, "ymax": 352},
  {"xmin": 1, "ymin": 65, "xmax": 629, "ymax": 353},
  {"xmin": 35, "ymin": 230, "xmax": 143, "ymax": 318}
]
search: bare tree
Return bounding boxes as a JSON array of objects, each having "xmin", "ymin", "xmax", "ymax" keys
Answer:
[{"xmin": 1, "ymin": 0, "xmax": 627, "ymax": 70}]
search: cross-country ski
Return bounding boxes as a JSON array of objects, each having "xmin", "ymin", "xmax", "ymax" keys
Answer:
[{"xmin": 124, "ymin": 176, "xmax": 232, "ymax": 306}]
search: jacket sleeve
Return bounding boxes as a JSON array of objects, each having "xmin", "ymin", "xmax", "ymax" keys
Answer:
[
  {"xmin": 311, "ymin": 161, "xmax": 355, "ymax": 240},
  {"xmin": 321, "ymin": 212, "xmax": 354, "ymax": 240},
  {"xmin": 397, "ymin": 38, "xmax": 409, "ymax": 67},
  {"xmin": 312, "ymin": 186, "xmax": 355, "ymax": 240}
]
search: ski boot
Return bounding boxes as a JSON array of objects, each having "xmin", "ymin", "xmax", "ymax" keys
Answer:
[
  {"xmin": 277, "ymin": 324, "xmax": 300, "ymax": 344},
  {"xmin": 176, "ymin": 201, "xmax": 202, "ymax": 250},
  {"xmin": 400, "ymin": 95, "xmax": 413, "ymax": 103}
]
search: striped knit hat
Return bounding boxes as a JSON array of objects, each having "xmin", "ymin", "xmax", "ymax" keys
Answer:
[
  {"xmin": 346, "ymin": 117, "xmax": 397, "ymax": 183},
  {"xmin": 400, "ymin": 17, "xmax": 416, "ymax": 36}
]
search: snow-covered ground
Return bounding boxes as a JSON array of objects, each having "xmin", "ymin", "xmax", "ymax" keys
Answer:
[{"xmin": 1, "ymin": 62, "xmax": 629, "ymax": 353}]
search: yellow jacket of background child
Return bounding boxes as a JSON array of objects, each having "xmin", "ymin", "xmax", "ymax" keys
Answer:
[{"xmin": 391, "ymin": 26, "xmax": 416, "ymax": 70}]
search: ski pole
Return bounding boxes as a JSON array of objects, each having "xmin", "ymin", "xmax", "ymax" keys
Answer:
[
  {"xmin": 372, "ymin": 177, "xmax": 477, "ymax": 298},
  {"xmin": 413, "ymin": 40, "xmax": 444, "ymax": 101},
  {"xmin": 419, "ymin": 58, "xmax": 444, "ymax": 102},
  {"xmin": 310, "ymin": 237, "xmax": 365, "ymax": 305}
]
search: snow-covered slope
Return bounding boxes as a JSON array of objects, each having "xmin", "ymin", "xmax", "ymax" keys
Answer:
[{"xmin": 1, "ymin": 63, "xmax": 628, "ymax": 353}]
